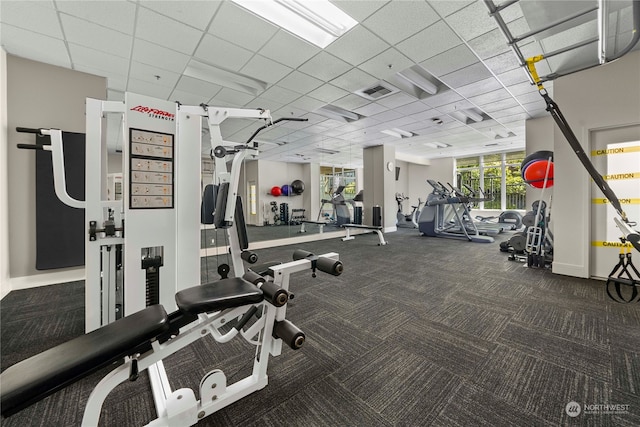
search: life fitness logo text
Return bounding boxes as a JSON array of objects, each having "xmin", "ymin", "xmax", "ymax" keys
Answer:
[{"xmin": 130, "ymin": 105, "xmax": 175, "ymax": 121}]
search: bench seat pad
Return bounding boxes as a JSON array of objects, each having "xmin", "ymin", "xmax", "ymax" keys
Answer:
[
  {"xmin": 1, "ymin": 304, "xmax": 169, "ymax": 417},
  {"xmin": 175, "ymin": 277, "xmax": 263, "ymax": 314}
]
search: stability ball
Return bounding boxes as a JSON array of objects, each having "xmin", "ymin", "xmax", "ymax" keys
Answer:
[
  {"xmin": 523, "ymin": 160, "xmax": 554, "ymax": 188},
  {"xmin": 521, "ymin": 150, "xmax": 554, "ymax": 188},
  {"xmin": 281, "ymin": 184, "xmax": 291, "ymax": 196},
  {"xmin": 291, "ymin": 179, "xmax": 305, "ymax": 195},
  {"xmin": 270, "ymin": 186, "xmax": 282, "ymax": 197}
]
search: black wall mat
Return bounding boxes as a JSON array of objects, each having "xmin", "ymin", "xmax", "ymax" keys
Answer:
[{"xmin": 35, "ymin": 132, "xmax": 85, "ymax": 269}]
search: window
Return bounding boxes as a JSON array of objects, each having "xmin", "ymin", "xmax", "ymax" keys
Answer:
[{"xmin": 456, "ymin": 151, "xmax": 526, "ymax": 210}]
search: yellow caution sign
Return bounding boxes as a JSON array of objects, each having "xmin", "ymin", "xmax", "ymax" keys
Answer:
[
  {"xmin": 591, "ymin": 146, "xmax": 640, "ymax": 156},
  {"xmin": 592, "ymin": 198, "xmax": 640, "ymax": 204},
  {"xmin": 592, "ymin": 241, "xmax": 633, "ymax": 248},
  {"xmin": 602, "ymin": 172, "xmax": 640, "ymax": 180}
]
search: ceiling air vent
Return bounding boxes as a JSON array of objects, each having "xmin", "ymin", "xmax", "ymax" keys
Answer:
[{"xmin": 354, "ymin": 82, "xmax": 399, "ymax": 101}]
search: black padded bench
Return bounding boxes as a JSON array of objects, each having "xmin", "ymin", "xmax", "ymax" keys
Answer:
[
  {"xmin": 0, "ymin": 277, "xmax": 264, "ymax": 418},
  {"xmin": 341, "ymin": 224, "xmax": 387, "ymax": 246}
]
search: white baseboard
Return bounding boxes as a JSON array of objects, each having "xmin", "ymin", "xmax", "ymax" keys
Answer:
[
  {"xmin": 552, "ymin": 262, "xmax": 589, "ymax": 279},
  {"xmin": 9, "ymin": 268, "xmax": 86, "ymax": 292}
]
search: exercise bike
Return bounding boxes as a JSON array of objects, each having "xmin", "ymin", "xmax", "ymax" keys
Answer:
[{"xmin": 395, "ymin": 193, "xmax": 422, "ymax": 228}]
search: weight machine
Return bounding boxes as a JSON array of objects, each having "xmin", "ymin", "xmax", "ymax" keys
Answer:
[{"xmin": 6, "ymin": 93, "xmax": 345, "ymax": 425}]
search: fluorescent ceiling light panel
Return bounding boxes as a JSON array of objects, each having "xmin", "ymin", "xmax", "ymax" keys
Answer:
[
  {"xmin": 396, "ymin": 67, "xmax": 438, "ymax": 95},
  {"xmin": 316, "ymin": 104, "xmax": 360, "ymax": 122},
  {"xmin": 493, "ymin": 129, "xmax": 515, "ymax": 139},
  {"xmin": 184, "ymin": 60, "xmax": 267, "ymax": 96},
  {"xmin": 381, "ymin": 128, "xmax": 414, "ymax": 138},
  {"xmin": 423, "ymin": 142, "xmax": 450, "ymax": 148},
  {"xmin": 231, "ymin": 0, "xmax": 357, "ymax": 48},
  {"xmin": 462, "ymin": 109, "xmax": 484, "ymax": 122}
]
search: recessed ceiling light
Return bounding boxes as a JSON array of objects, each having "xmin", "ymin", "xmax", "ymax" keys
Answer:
[
  {"xmin": 424, "ymin": 142, "xmax": 450, "ymax": 148},
  {"xmin": 381, "ymin": 128, "xmax": 414, "ymax": 138},
  {"xmin": 231, "ymin": 0, "xmax": 358, "ymax": 48}
]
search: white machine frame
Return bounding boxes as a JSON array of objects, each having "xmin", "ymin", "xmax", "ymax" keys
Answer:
[
  {"xmin": 81, "ymin": 251, "xmax": 339, "ymax": 427},
  {"xmin": 22, "ymin": 93, "xmax": 342, "ymax": 426}
]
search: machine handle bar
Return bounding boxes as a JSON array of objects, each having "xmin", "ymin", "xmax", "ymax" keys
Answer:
[{"xmin": 245, "ymin": 117, "xmax": 308, "ymax": 146}]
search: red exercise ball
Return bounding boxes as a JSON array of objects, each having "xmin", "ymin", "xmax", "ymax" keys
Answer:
[
  {"xmin": 270, "ymin": 186, "xmax": 282, "ymax": 196},
  {"xmin": 523, "ymin": 159, "xmax": 554, "ymax": 188}
]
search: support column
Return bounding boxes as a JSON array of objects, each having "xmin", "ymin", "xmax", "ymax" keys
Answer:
[{"xmin": 363, "ymin": 145, "xmax": 396, "ymax": 231}]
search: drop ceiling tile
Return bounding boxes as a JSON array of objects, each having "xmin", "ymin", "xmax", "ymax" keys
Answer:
[
  {"xmin": 467, "ymin": 28, "xmax": 512, "ymax": 60},
  {"xmin": 325, "ymin": 25, "xmax": 390, "ymax": 67},
  {"xmin": 241, "ymin": 55, "xmax": 293, "ymax": 84},
  {"xmin": 103, "ymin": 73, "xmax": 127, "ymax": 92},
  {"xmin": 69, "ymin": 43, "xmax": 130, "ymax": 76},
  {"xmin": 488, "ymin": 105, "xmax": 527, "ymax": 119},
  {"xmin": 506, "ymin": 81, "xmax": 538, "ymax": 96},
  {"xmin": 455, "ymin": 77, "xmax": 503, "ymax": 98},
  {"xmin": 362, "ymin": 1, "xmax": 439, "ymax": 45},
  {"xmin": 330, "ymin": 68, "xmax": 377, "ymax": 93},
  {"xmin": 445, "ymin": 0, "xmax": 522, "ymax": 41},
  {"xmin": 139, "ymin": 1, "xmax": 220, "ymax": 31},
  {"xmin": 521, "ymin": 99, "xmax": 548, "ymax": 113},
  {"xmin": 514, "ymin": 91, "xmax": 544, "ymax": 105},
  {"xmin": 358, "ymin": 48, "xmax": 414, "ymax": 80},
  {"xmin": 136, "ymin": 8, "xmax": 203, "ymax": 55},
  {"xmin": 420, "ymin": 44, "xmax": 479, "ymax": 78},
  {"xmin": 209, "ymin": 2, "xmax": 278, "ymax": 51},
  {"xmin": 407, "ymin": 108, "xmax": 441, "ymax": 122},
  {"xmin": 482, "ymin": 50, "xmax": 522, "ymax": 75},
  {"xmin": 258, "ymin": 30, "xmax": 321, "ymax": 69},
  {"xmin": 107, "ymin": 89, "xmax": 124, "ymax": 101},
  {"xmin": 0, "ymin": 1, "xmax": 63, "ymax": 38},
  {"xmin": 396, "ymin": 20, "xmax": 462, "ymax": 63},
  {"xmin": 127, "ymin": 78, "xmax": 172, "ymax": 100},
  {"xmin": 277, "ymin": 71, "xmax": 324, "ymax": 95},
  {"xmin": 308, "ymin": 84, "xmax": 350, "ymax": 104},
  {"xmin": 354, "ymin": 103, "xmax": 388, "ymax": 117},
  {"xmin": 423, "ymin": 89, "xmax": 464, "ymax": 108},
  {"xmin": 175, "ymin": 75, "xmax": 222, "ymax": 97},
  {"xmin": 194, "ymin": 34, "xmax": 253, "ymax": 72},
  {"xmin": 259, "ymin": 85, "xmax": 301, "ymax": 105},
  {"xmin": 213, "ymin": 88, "xmax": 256, "ymax": 107},
  {"xmin": 56, "ymin": 1, "xmax": 136, "ymax": 34},
  {"xmin": 132, "ymin": 39, "xmax": 190, "ymax": 74},
  {"xmin": 481, "ymin": 98, "xmax": 521, "ymax": 113},
  {"xmin": 393, "ymin": 101, "xmax": 432, "ymax": 115},
  {"xmin": 436, "ymin": 100, "xmax": 475, "ymax": 114},
  {"xmin": 331, "ymin": 1, "xmax": 388, "ymax": 23},
  {"xmin": 468, "ymin": 89, "xmax": 513, "ymax": 106},
  {"xmin": 290, "ymin": 96, "xmax": 327, "ymax": 113},
  {"xmin": 0, "ymin": 24, "xmax": 71, "ymax": 69},
  {"xmin": 247, "ymin": 97, "xmax": 284, "ymax": 113},
  {"xmin": 495, "ymin": 67, "xmax": 530, "ymax": 86},
  {"xmin": 375, "ymin": 92, "xmax": 416, "ymax": 109},
  {"xmin": 129, "ymin": 61, "xmax": 180, "ymax": 88},
  {"xmin": 429, "ymin": 0, "xmax": 474, "ymax": 17},
  {"xmin": 369, "ymin": 109, "xmax": 404, "ymax": 123},
  {"xmin": 298, "ymin": 51, "xmax": 352, "ymax": 82},
  {"xmin": 332, "ymin": 94, "xmax": 372, "ymax": 111},
  {"xmin": 169, "ymin": 89, "xmax": 210, "ymax": 106},
  {"xmin": 60, "ymin": 14, "xmax": 132, "ymax": 59},
  {"xmin": 439, "ymin": 62, "xmax": 492, "ymax": 88}
]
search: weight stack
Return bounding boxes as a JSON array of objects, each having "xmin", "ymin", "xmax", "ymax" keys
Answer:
[{"xmin": 279, "ymin": 202, "xmax": 289, "ymax": 224}]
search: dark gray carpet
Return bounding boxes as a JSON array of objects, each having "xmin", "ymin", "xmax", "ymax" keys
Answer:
[{"xmin": 2, "ymin": 228, "xmax": 639, "ymax": 426}]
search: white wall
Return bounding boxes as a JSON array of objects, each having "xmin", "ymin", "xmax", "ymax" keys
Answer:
[
  {"xmin": 526, "ymin": 50, "xmax": 640, "ymax": 277},
  {"xmin": 6, "ymin": 55, "xmax": 106, "ymax": 288},
  {"xmin": 524, "ymin": 116, "xmax": 554, "ymax": 211},
  {"xmin": 1, "ymin": 49, "xmax": 9, "ymax": 299}
]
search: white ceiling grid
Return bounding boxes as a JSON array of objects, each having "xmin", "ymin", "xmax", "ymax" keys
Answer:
[{"xmin": 1, "ymin": 0, "xmax": 636, "ymax": 165}]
